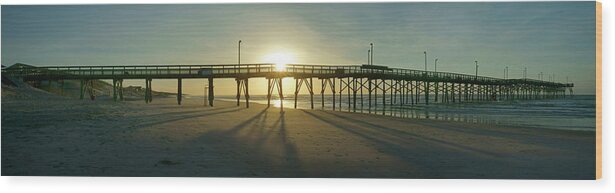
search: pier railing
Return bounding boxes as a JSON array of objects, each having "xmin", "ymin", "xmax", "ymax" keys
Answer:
[{"xmin": 1, "ymin": 63, "xmax": 572, "ymax": 87}]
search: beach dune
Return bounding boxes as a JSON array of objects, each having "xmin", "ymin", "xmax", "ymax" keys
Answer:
[{"xmin": 1, "ymin": 92, "xmax": 595, "ymax": 179}]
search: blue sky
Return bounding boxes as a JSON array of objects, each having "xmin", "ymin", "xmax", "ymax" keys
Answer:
[{"xmin": 1, "ymin": 2, "xmax": 597, "ymax": 95}]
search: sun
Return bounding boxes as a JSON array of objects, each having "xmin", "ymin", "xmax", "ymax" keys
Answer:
[{"xmin": 263, "ymin": 52, "xmax": 296, "ymax": 71}]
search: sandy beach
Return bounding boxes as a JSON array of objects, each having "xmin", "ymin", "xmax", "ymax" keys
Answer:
[{"xmin": 1, "ymin": 86, "xmax": 595, "ymax": 179}]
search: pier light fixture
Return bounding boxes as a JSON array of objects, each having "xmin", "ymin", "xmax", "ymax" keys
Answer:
[
  {"xmin": 238, "ymin": 40, "xmax": 242, "ymax": 65},
  {"xmin": 434, "ymin": 58, "xmax": 438, "ymax": 72},
  {"xmin": 424, "ymin": 51, "xmax": 427, "ymax": 71},
  {"xmin": 370, "ymin": 43, "xmax": 374, "ymax": 65},
  {"xmin": 368, "ymin": 50, "xmax": 371, "ymax": 65},
  {"xmin": 475, "ymin": 60, "xmax": 479, "ymax": 78}
]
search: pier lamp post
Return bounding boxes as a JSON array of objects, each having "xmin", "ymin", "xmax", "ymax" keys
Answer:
[
  {"xmin": 238, "ymin": 40, "xmax": 242, "ymax": 64},
  {"xmin": 238, "ymin": 40, "xmax": 242, "ymax": 73},
  {"xmin": 434, "ymin": 58, "xmax": 438, "ymax": 72},
  {"xmin": 424, "ymin": 51, "xmax": 427, "ymax": 71},
  {"xmin": 367, "ymin": 50, "xmax": 371, "ymax": 65},
  {"xmin": 524, "ymin": 67, "xmax": 527, "ymax": 79},
  {"xmin": 475, "ymin": 60, "xmax": 479, "ymax": 79},
  {"xmin": 370, "ymin": 43, "xmax": 374, "ymax": 65}
]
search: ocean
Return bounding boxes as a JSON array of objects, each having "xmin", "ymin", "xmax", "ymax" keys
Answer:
[{"xmin": 209, "ymin": 94, "xmax": 596, "ymax": 131}]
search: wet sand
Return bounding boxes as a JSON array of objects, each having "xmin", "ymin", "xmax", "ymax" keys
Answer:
[{"xmin": 1, "ymin": 94, "xmax": 595, "ymax": 179}]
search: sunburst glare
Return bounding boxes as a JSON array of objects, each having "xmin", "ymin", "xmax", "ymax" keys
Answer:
[{"xmin": 263, "ymin": 52, "xmax": 296, "ymax": 71}]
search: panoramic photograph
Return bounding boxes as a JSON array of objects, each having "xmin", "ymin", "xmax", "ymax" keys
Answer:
[{"xmin": 1, "ymin": 2, "xmax": 599, "ymax": 179}]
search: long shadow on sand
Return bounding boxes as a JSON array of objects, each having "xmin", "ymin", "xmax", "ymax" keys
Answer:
[
  {"xmin": 305, "ymin": 110, "xmax": 595, "ymax": 179},
  {"xmin": 302, "ymin": 110, "xmax": 513, "ymax": 178},
  {"xmin": 187, "ymin": 108, "xmax": 303, "ymax": 177},
  {"xmin": 316, "ymin": 110, "xmax": 503, "ymax": 157},
  {"xmin": 125, "ymin": 106, "xmax": 244, "ymax": 131}
]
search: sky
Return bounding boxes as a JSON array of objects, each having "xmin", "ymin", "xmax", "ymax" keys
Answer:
[{"xmin": 1, "ymin": 2, "xmax": 597, "ymax": 95}]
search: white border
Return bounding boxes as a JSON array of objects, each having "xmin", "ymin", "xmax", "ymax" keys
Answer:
[
  {"xmin": 0, "ymin": 1, "xmax": 610, "ymax": 193},
  {"xmin": 0, "ymin": 0, "xmax": 602, "ymax": 5}
]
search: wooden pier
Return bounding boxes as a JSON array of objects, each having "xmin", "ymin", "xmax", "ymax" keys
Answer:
[{"xmin": 2, "ymin": 63, "xmax": 574, "ymax": 111}]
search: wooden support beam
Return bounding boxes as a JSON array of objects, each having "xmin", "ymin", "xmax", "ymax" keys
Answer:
[
  {"xmin": 382, "ymin": 79, "xmax": 386, "ymax": 113},
  {"xmin": 177, "ymin": 78, "xmax": 182, "ymax": 105},
  {"xmin": 236, "ymin": 78, "xmax": 249, "ymax": 108},
  {"xmin": 267, "ymin": 77, "xmax": 284, "ymax": 111},
  {"xmin": 368, "ymin": 78, "xmax": 372, "ymax": 111},
  {"xmin": 435, "ymin": 81, "xmax": 439, "ymax": 103},
  {"xmin": 390, "ymin": 80, "xmax": 399, "ymax": 104},
  {"xmin": 449, "ymin": 83, "xmax": 454, "ymax": 103},
  {"xmin": 148, "ymin": 79, "xmax": 152, "ymax": 103},
  {"xmin": 244, "ymin": 79, "xmax": 250, "ymax": 108},
  {"xmin": 309, "ymin": 78, "xmax": 314, "ymax": 109},
  {"xmin": 415, "ymin": 81, "xmax": 420, "ymax": 104},
  {"xmin": 408, "ymin": 81, "xmax": 416, "ymax": 105},
  {"xmin": 360, "ymin": 78, "xmax": 364, "ymax": 111},
  {"xmin": 144, "ymin": 79, "xmax": 149, "ymax": 103},
  {"xmin": 374, "ymin": 79, "xmax": 378, "ymax": 110},
  {"xmin": 389, "ymin": 79, "xmax": 395, "ymax": 108},
  {"xmin": 339, "ymin": 78, "xmax": 343, "ymax": 110},
  {"xmin": 400, "ymin": 80, "xmax": 405, "ymax": 105},
  {"xmin": 277, "ymin": 78, "xmax": 284, "ymax": 111},
  {"xmin": 268, "ymin": 78, "xmax": 273, "ymax": 107},
  {"xmin": 80, "ymin": 79, "xmax": 84, "ymax": 100},
  {"xmin": 113, "ymin": 79, "xmax": 117, "ymax": 101},
  {"xmin": 424, "ymin": 81, "xmax": 430, "ymax": 105},
  {"xmin": 352, "ymin": 78, "xmax": 357, "ymax": 112},
  {"xmin": 208, "ymin": 78, "xmax": 214, "ymax": 106},
  {"xmin": 88, "ymin": 80, "xmax": 95, "ymax": 101},
  {"xmin": 236, "ymin": 79, "xmax": 241, "ymax": 106},
  {"xmin": 331, "ymin": 78, "xmax": 336, "ymax": 111},
  {"xmin": 347, "ymin": 77, "xmax": 351, "ymax": 111},
  {"xmin": 320, "ymin": 79, "xmax": 325, "ymax": 108},
  {"xmin": 458, "ymin": 83, "xmax": 462, "ymax": 102},
  {"xmin": 119, "ymin": 79, "xmax": 124, "ymax": 101},
  {"xmin": 294, "ymin": 78, "xmax": 302, "ymax": 109}
]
